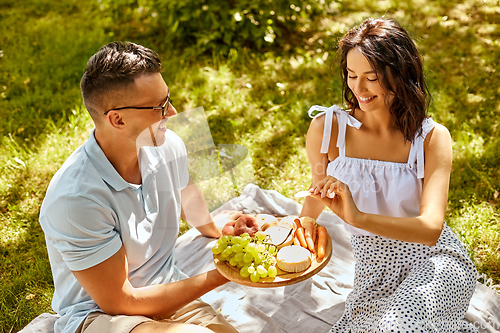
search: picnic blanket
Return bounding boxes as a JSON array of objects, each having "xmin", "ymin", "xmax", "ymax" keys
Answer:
[{"xmin": 20, "ymin": 184, "xmax": 500, "ymax": 333}]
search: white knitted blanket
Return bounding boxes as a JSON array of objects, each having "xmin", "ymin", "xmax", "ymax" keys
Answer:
[{"xmin": 20, "ymin": 184, "xmax": 500, "ymax": 333}]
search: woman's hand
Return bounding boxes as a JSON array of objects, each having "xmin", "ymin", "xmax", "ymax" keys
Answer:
[{"xmin": 309, "ymin": 176, "xmax": 362, "ymax": 227}]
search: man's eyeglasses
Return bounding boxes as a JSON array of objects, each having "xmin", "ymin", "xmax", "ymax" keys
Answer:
[{"xmin": 104, "ymin": 94, "xmax": 172, "ymax": 117}]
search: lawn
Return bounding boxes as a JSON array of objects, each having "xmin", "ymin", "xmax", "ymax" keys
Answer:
[{"xmin": 1, "ymin": 0, "xmax": 499, "ymax": 332}]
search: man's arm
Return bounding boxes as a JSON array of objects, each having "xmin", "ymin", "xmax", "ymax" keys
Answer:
[
  {"xmin": 180, "ymin": 177, "xmax": 221, "ymax": 238},
  {"xmin": 72, "ymin": 246, "xmax": 228, "ymax": 319}
]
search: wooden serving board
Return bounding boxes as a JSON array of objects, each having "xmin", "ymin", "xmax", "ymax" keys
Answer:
[{"xmin": 213, "ymin": 232, "xmax": 332, "ymax": 288}]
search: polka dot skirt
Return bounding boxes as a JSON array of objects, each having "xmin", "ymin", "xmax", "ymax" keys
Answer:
[{"xmin": 330, "ymin": 223, "xmax": 478, "ymax": 333}]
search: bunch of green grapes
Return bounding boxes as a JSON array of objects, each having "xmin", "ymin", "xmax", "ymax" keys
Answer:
[{"xmin": 212, "ymin": 231, "xmax": 278, "ymax": 283}]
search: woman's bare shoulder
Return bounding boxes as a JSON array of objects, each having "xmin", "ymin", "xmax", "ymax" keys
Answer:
[
  {"xmin": 308, "ymin": 111, "xmax": 339, "ymax": 133},
  {"xmin": 425, "ymin": 122, "xmax": 451, "ymax": 148},
  {"xmin": 307, "ymin": 111, "xmax": 339, "ymax": 159}
]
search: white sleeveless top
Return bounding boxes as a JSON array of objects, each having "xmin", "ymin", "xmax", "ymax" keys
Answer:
[{"xmin": 308, "ymin": 105, "xmax": 436, "ymax": 236}]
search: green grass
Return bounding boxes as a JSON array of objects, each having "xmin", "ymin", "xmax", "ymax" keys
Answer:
[
  {"xmin": 1, "ymin": 0, "xmax": 499, "ymax": 331},
  {"xmin": 0, "ymin": 109, "xmax": 94, "ymax": 332}
]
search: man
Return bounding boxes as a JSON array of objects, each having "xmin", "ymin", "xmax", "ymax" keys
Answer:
[{"xmin": 39, "ymin": 42, "xmax": 238, "ymax": 333}]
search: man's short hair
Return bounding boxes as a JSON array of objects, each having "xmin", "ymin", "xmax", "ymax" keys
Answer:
[{"xmin": 80, "ymin": 41, "xmax": 163, "ymax": 119}]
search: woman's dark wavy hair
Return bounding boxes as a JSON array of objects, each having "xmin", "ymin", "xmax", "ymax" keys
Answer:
[{"xmin": 338, "ymin": 18, "xmax": 430, "ymax": 142}]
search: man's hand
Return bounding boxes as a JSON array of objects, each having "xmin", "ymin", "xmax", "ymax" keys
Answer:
[{"xmin": 197, "ymin": 211, "xmax": 244, "ymax": 238}]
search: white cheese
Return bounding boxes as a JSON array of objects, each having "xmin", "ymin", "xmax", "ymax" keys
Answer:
[{"xmin": 276, "ymin": 245, "xmax": 312, "ymax": 272}]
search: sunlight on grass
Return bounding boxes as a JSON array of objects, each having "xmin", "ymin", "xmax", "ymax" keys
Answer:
[
  {"xmin": 0, "ymin": 226, "xmax": 28, "ymax": 245},
  {"xmin": 454, "ymin": 126, "xmax": 486, "ymax": 157},
  {"xmin": 0, "ymin": 108, "xmax": 93, "ymax": 243},
  {"xmin": 1, "ymin": 0, "xmax": 500, "ymax": 330},
  {"xmin": 0, "ymin": 107, "xmax": 92, "ymax": 331},
  {"xmin": 449, "ymin": 201, "xmax": 500, "ymax": 283}
]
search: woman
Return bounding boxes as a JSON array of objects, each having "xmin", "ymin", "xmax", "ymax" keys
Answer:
[{"xmin": 300, "ymin": 18, "xmax": 478, "ymax": 332}]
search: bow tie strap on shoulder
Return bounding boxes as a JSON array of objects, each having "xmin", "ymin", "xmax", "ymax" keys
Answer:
[
  {"xmin": 407, "ymin": 118, "xmax": 436, "ymax": 179},
  {"xmin": 307, "ymin": 105, "xmax": 362, "ymax": 154}
]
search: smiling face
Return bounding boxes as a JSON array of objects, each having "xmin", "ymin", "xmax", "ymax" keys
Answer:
[
  {"xmin": 105, "ymin": 72, "xmax": 177, "ymax": 148},
  {"xmin": 346, "ymin": 48, "xmax": 393, "ymax": 114},
  {"xmin": 338, "ymin": 18, "xmax": 429, "ymax": 141}
]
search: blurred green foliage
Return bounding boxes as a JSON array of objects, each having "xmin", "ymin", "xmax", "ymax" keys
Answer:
[{"xmin": 99, "ymin": 0, "xmax": 324, "ymax": 56}]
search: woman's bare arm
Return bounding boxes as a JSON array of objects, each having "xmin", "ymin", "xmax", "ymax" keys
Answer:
[{"xmin": 312, "ymin": 124, "xmax": 452, "ymax": 246}]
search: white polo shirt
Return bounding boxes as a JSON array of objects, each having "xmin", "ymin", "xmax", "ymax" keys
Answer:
[{"xmin": 39, "ymin": 129, "xmax": 189, "ymax": 333}]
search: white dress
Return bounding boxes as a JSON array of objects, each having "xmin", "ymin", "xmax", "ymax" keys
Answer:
[{"xmin": 308, "ymin": 105, "xmax": 478, "ymax": 333}]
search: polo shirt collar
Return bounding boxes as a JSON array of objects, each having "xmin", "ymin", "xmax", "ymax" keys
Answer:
[{"xmin": 84, "ymin": 129, "xmax": 129, "ymax": 192}]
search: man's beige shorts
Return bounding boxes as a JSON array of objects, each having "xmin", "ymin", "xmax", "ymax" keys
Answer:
[{"xmin": 76, "ymin": 300, "xmax": 238, "ymax": 333}]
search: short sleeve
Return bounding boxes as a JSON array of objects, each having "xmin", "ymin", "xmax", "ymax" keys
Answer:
[{"xmin": 41, "ymin": 194, "xmax": 122, "ymax": 271}]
